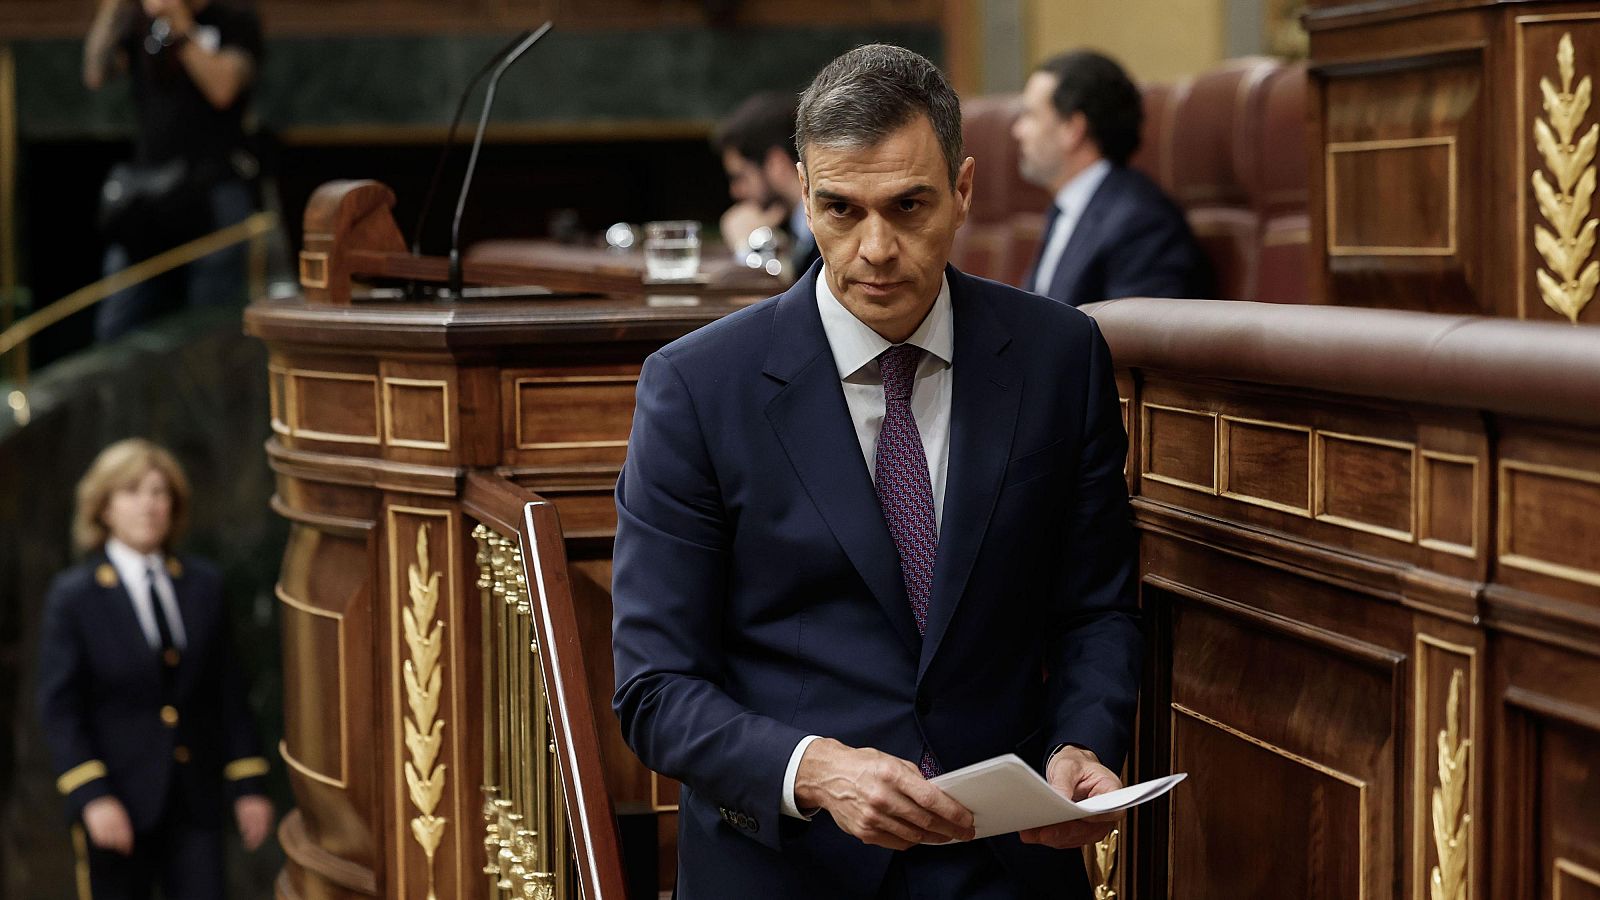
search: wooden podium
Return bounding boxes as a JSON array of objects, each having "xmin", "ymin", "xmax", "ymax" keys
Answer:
[{"xmin": 247, "ymin": 180, "xmax": 764, "ymax": 900}]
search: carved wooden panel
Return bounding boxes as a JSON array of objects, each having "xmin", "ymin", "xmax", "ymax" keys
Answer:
[
  {"xmin": 1412, "ymin": 633, "xmax": 1480, "ymax": 900},
  {"xmin": 1220, "ymin": 416, "xmax": 1311, "ymax": 515},
  {"xmin": 1419, "ymin": 451, "xmax": 1478, "ymax": 558},
  {"xmin": 288, "ymin": 366, "xmax": 383, "ymax": 450},
  {"xmin": 1142, "ymin": 403, "xmax": 1217, "ymax": 493},
  {"xmin": 383, "ymin": 377, "xmax": 452, "ymax": 452},
  {"xmin": 504, "ymin": 370, "xmax": 638, "ymax": 468},
  {"xmin": 1495, "ymin": 635, "xmax": 1600, "ymax": 900},
  {"xmin": 1327, "ymin": 137, "xmax": 1456, "ymax": 255},
  {"xmin": 1315, "ymin": 52, "xmax": 1487, "ymax": 313},
  {"xmin": 386, "ymin": 506, "xmax": 468, "ymax": 900},
  {"xmin": 274, "ymin": 516, "xmax": 379, "ymax": 883},
  {"xmin": 1516, "ymin": 17, "xmax": 1600, "ymax": 324},
  {"xmin": 1163, "ymin": 589, "xmax": 1401, "ymax": 900},
  {"xmin": 1316, "ymin": 431, "xmax": 1414, "ymax": 542}
]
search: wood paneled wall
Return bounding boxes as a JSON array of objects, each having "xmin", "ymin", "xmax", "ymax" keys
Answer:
[
  {"xmin": 1091, "ymin": 295, "xmax": 1600, "ymax": 900},
  {"xmin": 1307, "ymin": 0, "xmax": 1600, "ymax": 325}
]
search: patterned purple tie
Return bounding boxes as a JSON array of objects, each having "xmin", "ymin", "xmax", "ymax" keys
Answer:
[{"xmin": 873, "ymin": 343, "xmax": 942, "ymax": 777}]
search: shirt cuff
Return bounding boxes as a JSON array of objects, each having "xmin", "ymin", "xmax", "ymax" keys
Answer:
[{"xmin": 781, "ymin": 735, "xmax": 822, "ymax": 819}]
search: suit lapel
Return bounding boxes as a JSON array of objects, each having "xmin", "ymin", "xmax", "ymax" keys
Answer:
[
  {"xmin": 763, "ymin": 268, "xmax": 922, "ymax": 657},
  {"xmin": 919, "ymin": 268, "xmax": 1021, "ymax": 677},
  {"xmin": 169, "ymin": 557, "xmax": 202, "ymax": 653},
  {"xmin": 92, "ymin": 549, "xmax": 160, "ymax": 667},
  {"xmin": 1046, "ymin": 170, "xmax": 1119, "ymax": 306}
]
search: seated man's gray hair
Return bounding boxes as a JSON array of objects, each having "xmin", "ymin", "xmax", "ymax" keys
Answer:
[{"xmin": 795, "ymin": 44, "xmax": 965, "ymax": 186}]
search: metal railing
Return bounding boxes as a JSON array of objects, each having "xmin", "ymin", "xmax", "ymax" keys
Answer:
[{"xmin": 0, "ymin": 210, "xmax": 278, "ymax": 426}]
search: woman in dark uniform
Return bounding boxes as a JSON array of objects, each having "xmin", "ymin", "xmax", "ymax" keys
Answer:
[{"xmin": 37, "ymin": 438, "xmax": 273, "ymax": 899}]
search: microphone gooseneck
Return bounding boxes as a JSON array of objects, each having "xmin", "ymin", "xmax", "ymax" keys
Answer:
[
  {"xmin": 410, "ymin": 28, "xmax": 538, "ymax": 258},
  {"xmin": 449, "ymin": 22, "xmax": 553, "ymax": 299}
]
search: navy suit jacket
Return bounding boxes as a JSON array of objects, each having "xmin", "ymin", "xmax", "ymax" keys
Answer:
[
  {"xmin": 37, "ymin": 551, "xmax": 268, "ymax": 832},
  {"xmin": 612, "ymin": 264, "xmax": 1142, "ymax": 898},
  {"xmin": 1029, "ymin": 165, "xmax": 1212, "ymax": 308}
]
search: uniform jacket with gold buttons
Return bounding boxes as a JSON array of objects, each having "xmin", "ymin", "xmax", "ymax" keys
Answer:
[{"xmin": 36, "ymin": 548, "xmax": 269, "ymax": 831}]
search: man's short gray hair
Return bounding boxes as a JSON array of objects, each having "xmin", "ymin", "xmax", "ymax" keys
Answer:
[{"xmin": 795, "ymin": 44, "xmax": 964, "ymax": 186}]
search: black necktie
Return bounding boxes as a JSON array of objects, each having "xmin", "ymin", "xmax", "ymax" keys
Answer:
[
  {"xmin": 147, "ymin": 566, "xmax": 181, "ymax": 668},
  {"xmin": 1026, "ymin": 202, "xmax": 1064, "ymax": 294}
]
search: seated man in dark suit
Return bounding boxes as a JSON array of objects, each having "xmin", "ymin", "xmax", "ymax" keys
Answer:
[
  {"xmin": 714, "ymin": 91, "xmax": 820, "ymax": 279},
  {"xmin": 1012, "ymin": 50, "xmax": 1211, "ymax": 306},
  {"xmin": 613, "ymin": 43, "xmax": 1142, "ymax": 899}
]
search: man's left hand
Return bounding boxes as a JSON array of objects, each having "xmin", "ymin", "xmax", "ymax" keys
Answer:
[
  {"xmin": 1017, "ymin": 745, "xmax": 1121, "ymax": 849},
  {"xmin": 234, "ymin": 795, "xmax": 274, "ymax": 851}
]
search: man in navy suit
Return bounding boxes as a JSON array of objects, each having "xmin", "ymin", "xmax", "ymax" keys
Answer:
[
  {"xmin": 1013, "ymin": 50, "xmax": 1211, "ymax": 307},
  {"xmin": 613, "ymin": 44, "xmax": 1142, "ymax": 898}
]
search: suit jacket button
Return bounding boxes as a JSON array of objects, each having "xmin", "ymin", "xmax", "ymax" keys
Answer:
[
  {"xmin": 163, "ymin": 648, "xmax": 181, "ymax": 668},
  {"xmin": 173, "ymin": 746, "xmax": 190, "ymax": 764},
  {"xmin": 160, "ymin": 705, "xmax": 179, "ymax": 727}
]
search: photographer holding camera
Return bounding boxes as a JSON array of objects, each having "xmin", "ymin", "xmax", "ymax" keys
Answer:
[{"xmin": 83, "ymin": 0, "xmax": 262, "ymax": 341}]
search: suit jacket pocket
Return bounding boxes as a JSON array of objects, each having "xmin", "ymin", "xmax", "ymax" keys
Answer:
[{"xmin": 1001, "ymin": 437, "xmax": 1068, "ymax": 491}]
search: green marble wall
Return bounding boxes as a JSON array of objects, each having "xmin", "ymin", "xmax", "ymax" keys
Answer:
[{"xmin": 11, "ymin": 25, "xmax": 943, "ymax": 138}]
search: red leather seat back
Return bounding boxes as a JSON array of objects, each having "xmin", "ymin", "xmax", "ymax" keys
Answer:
[
  {"xmin": 1253, "ymin": 62, "xmax": 1310, "ymax": 303},
  {"xmin": 1170, "ymin": 57, "xmax": 1279, "ymax": 301}
]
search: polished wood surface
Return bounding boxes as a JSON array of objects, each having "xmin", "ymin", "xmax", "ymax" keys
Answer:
[
  {"xmin": 250, "ymin": 181, "xmax": 749, "ymax": 897},
  {"xmin": 1090, "ymin": 294, "xmax": 1600, "ymax": 900},
  {"xmin": 1306, "ymin": 0, "xmax": 1600, "ymax": 324}
]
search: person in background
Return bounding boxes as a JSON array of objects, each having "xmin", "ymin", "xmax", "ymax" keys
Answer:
[
  {"xmin": 1012, "ymin": 50, "xmax": 1211, "ymax": 307},
  {"xmin": 713, "ymin": 91, "xmax": 821, "ymax": 279},
  {"xmin": 83, "ymin": 0, "xmax": 262, "ymax": 340},
  {"xmin": 36, "ymin": 438, "xmax": 273, "ymax": 899}
]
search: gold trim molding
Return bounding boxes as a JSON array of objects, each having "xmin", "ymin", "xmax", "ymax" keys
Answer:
[
  {"xmin": 1531, "ymin": 32, "xmax": 1599, "ymax": 323},
  {"xmin": 1327, "ymin": 137, "xmax": 1458, "ymax": 257},
  {"xmin": 404, "ymin": 523, "xmax": 448, "ymax": 900},
  {"xmin": 1429, "ymin": 668, "xmax": 1471, "ymax": 900},
  {"xmin": 1498, "ymin": 459, "xmax": 1600, "ymax": 588},
  {"xmin": 275, "ymin": 585, "xmax": 349, "ymax": 788},
  {"xmin": 1087, "ymin": 828, "xmax": 1119, "ymax": 900},
  {"xmin": 1556, "ymin": 857, "xmax": 1600, "ymax": 900},
  {"xmin": 383, "ymin": 377, "xmax": 453, "ymax": 451},
  {"xmin": 1170, "ymin": 703, "xmax": 1368, "ymax": 900}
]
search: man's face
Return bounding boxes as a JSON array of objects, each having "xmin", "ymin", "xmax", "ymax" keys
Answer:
[
  {"xmin": 723, "ymin": 148, "xmax": 781, "ymax": 208},
  {"xmin": 1014, "ymin": 71, "xmax": 1072, "ymax": 189},
  {"xmin": 800, "ymin": 115, "xmax": 974, "ymax": 343}
]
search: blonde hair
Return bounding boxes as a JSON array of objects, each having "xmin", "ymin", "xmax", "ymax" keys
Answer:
[{"xmin": 72, "ymin": 438, "xmax": 191, "ymax": 555}]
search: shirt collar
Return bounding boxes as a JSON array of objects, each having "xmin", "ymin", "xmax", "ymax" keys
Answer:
[
  {"xmin": 105, "ymin": 537, "xmax": 164, "ymax": 579},
  {"xmin": 814, "ymin": 267, "xmax": 954, "ymax": 381},
  {"xmin": 1053, "ymin": 158, "xmax": 1114, "ymax": 219}
]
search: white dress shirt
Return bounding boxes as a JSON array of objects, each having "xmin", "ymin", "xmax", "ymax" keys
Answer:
[
  {"xmin": 105, "ymin": 537, "xmax": 188, "ymax": 650},
  {"xmin": 779, "ymin": 268, "xmax": 956, "ymax": 818},
  {"xmin": 1032, "ymin": 158, "xmax": 1113, "ymax": 296}
]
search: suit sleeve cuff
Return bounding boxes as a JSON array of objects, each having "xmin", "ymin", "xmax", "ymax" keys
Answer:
[
  {"xmin": 780, "ymin": 735, "xmax": 822, "ymax": 819},
  {"xmin": 57, "ymin": 759, "xmax": 114, "ymax": 814}
]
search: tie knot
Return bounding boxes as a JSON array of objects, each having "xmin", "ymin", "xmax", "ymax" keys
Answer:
[{"xmin": 878, "ymin": 344, "xmax": 922, "ymax": 401}]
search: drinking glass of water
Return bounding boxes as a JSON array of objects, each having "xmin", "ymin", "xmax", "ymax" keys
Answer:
[{"xmin": 643, "ymin": 220, "xmax": 701, "ymax": 282}]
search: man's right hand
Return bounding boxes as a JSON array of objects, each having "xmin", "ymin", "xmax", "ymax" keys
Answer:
[
  {"xmin": 83, "ymin": 796, "xmax": 134, "ymax": 855},
  {"xmin": 793, "ymin": 738, "xmax": 974, "ymax": 850}
]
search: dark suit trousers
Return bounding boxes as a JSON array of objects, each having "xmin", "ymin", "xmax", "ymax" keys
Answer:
[
  {"xmin": 876, "ymin": 841, "xmax": 1085, "ymax": 900},
  {"xmin": 79, "ymin": 783, "xmax": 224, "ymax": 900}
]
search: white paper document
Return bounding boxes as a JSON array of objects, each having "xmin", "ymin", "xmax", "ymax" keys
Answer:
[{"xmin": 927, "ymin": 754, "xmax": 1186, "ymax": 840}]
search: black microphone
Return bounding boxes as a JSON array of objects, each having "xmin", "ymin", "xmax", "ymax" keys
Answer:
[
  {"xmin": 449, "ymin": 22, "xmax": 553, "ymax": 299},
  {"xmin": 410, "ymin": 27, "xmax": 540, "ymax": 257}
]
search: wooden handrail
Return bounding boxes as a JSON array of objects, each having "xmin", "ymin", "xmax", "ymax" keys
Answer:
[{"xmin": 462, "ymin": 472, "xmax": 628, "ymax": 900}]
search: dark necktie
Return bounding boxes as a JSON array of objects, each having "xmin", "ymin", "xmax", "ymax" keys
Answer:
[
  {"xmin": 147, "ymin": 566, "xmax": 181, "ymax": 668},
  {"xmin": 1027, "ymin": 202, "xmax": 1064, "ymax": 294},
  {"xmin": 873, "ymin": 344, "xmax": 941, "ymax": 777}
]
